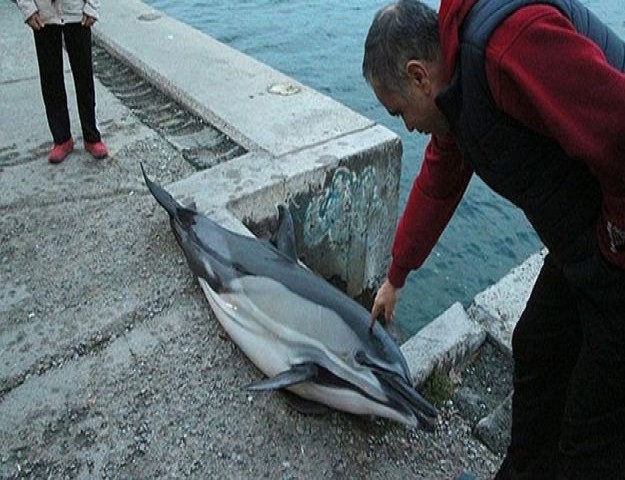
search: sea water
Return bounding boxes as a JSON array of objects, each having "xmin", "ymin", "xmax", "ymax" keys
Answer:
[{"xmin": 142, "ymin": 0, "xmax": 625, "ymax": 336}]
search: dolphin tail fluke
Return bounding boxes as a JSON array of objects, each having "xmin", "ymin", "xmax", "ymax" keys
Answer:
[
  {"xmin": 246, "ymin": 363, "xmax": 318, "ymax": 391},
  {"xmin": 141, "ymin": 163, "xmax": 195, "ymax": 228}
]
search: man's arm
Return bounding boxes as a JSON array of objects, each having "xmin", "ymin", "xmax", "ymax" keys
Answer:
[
  {"xmin": 370, "ymin": 133, "xmax": 471, "ymax": 325},
  {"xmin": 388, "ymin": 133, "xmax": 473, "ymax": 288}
]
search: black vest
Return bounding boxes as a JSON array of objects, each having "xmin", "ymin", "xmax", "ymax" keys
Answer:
[{"xmin": 436, "ymin": 0, "xmax": 625, "ymax": 262}]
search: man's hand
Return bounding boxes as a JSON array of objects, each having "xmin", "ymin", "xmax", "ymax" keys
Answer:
[
  {"xmin": 369, "ymin": 278, "xmax": 400, "ymax": 331},
  {"xmin": 81, "ymin": 14, "xmax": 96, "ymax": 27},
  {"xmin": 26, "ymin": 12, "xmax": 45, "ymax": 31}
]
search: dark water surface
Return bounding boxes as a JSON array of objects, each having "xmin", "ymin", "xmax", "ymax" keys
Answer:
[{"xmin": 143, "ymin": 0, "xmax": 625, "ymax": 335}]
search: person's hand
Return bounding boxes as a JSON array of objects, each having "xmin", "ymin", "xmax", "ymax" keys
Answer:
[
  {"xmin": 369, "ymin": 278, "xmax": 400, "ymax": 331},
  {"xmin": 26, "ymin": 12, "xmax": 45, "ymax": 31},
  {"xmin": 81, "ymin": 14, "xmax": 96, "ymax": 27}
]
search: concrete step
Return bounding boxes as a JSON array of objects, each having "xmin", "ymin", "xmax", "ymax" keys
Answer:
[{"xmin": 452, "ymin": 340, "xmax": 513, "ymax": 456}]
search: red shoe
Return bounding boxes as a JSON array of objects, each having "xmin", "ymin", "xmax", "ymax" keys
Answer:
[
  {"xmin": 84, "ymin": 140, "xmax": 108, "ymax": 159},
  {"xmin": 48, "ymin": 139, "xmax": 74, "ymax": 164}
]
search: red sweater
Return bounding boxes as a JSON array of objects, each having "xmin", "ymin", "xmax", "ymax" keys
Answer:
[{"xmin": 388, "ymin": 1, "xmax": 625, "ymax": 288}]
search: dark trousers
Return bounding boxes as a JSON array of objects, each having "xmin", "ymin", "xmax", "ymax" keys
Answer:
[
  {"xmin": 33, "ymin": 23, "xmax": 101, "ymax": 144},
  {"xmin": 495, "ymin": 238, "xmax": 625, "ymax": 479}
]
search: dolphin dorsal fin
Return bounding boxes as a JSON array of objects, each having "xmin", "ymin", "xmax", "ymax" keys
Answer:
[
  {"xmin": 246, "ymin": 363, "xmax": 318, "ymax": 391},
  {"xmin": 270, "ymin": 204, "xmax": 298, "ymax": 262}
]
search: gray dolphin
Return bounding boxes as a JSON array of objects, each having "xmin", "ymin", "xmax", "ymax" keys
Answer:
[{"xmin": 142, "ymin": 166, "xmax": 438, "ymax": 429}]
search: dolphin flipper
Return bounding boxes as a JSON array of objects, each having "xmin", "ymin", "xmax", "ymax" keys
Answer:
[
  {"xmin": 246, "ymin": 363, "xmax": 318, "ymax": 391},
  {"xmin": 270, "ymin": 204, "xmax": 298, "ymax": 262}
]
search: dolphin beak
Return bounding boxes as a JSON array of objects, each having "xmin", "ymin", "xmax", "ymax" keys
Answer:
[{"xmin": 377, "ymin": 372, "xmax": 438, "ymax": 431}]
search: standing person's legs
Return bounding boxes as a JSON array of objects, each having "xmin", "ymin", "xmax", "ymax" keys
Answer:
[
  {"xmin": 62, "ymin": 23, "xmax": 101, "ymax": 143},
  {"xmin": 33, "ymin": 25, "xmax": 72, "ymax": 144},
  {"xmin": 495, "ymin": 255, "xmax": 582, "ymax": 480},
  {"xmin": 558, "ymin": 251, "xmax": 625, "ymax": 479}
]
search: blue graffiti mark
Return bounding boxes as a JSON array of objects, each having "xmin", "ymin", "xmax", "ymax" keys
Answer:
[{"xmin": 303, "ymin": 166, "xmax": 382, "ymax": 248}]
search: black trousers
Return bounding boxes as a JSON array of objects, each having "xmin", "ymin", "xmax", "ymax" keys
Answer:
[
  {"xmin": 33, "ymin": 23, "xmax": 101, "ymax": 144},
  {"xmin": 495, "ymin": 234, "xmax": 625, "ymax": 479}
]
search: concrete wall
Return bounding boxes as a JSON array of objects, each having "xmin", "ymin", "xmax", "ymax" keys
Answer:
[{"xmin": 93, "ymin": 0, "xmax": 402, "ymax": 296}]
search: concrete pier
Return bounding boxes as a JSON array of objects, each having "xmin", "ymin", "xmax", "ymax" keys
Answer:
[{"xmin": 94, "ymin": 0, "xmax": 402, "ymax": 298}]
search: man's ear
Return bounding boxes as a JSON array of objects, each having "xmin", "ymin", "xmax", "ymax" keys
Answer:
[{"xmin": 405, "ymin": 60, "xmax": 431, "ymax": 93}]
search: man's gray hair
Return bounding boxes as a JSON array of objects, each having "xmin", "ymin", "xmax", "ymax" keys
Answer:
[{"xmin": 362, "ymin": 0, "xmax": 440, "ymax": 93}]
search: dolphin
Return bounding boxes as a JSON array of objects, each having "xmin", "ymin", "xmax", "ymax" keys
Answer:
[{"xmin": 142, "ymin": 165, "xmax": 438, "ymax": 429}]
